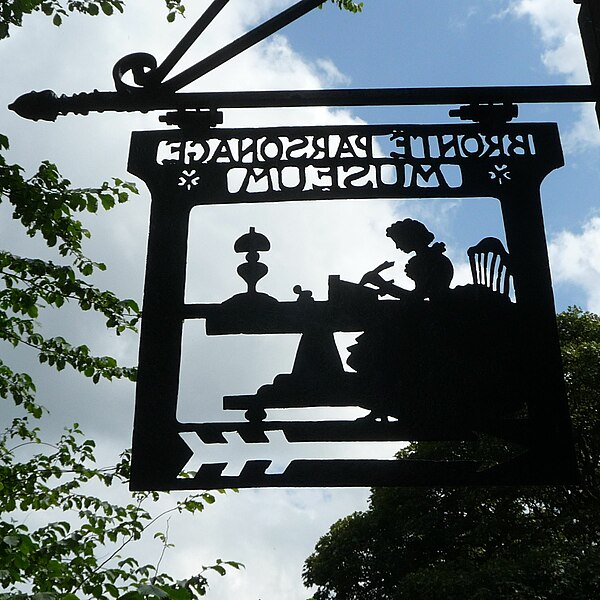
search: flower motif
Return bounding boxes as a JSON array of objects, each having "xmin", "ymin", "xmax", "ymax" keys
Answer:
[
  {"xmin": 178, "ymin": 169, "xmax": 200, "ymax": 191},
  {"xmin": 489, "ymin": 163, "xmax": 511, "ymax": 185}
]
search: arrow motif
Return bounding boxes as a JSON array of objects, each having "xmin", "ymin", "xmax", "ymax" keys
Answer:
[{"xmin": 179, "ymin": 431, "xmax": 402, "ymax": 477}]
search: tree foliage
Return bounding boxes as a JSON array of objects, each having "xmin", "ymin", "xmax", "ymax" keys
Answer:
[
  {"xmin": 0, "ymin": 133, "xmax": 140, "ymax": 418},
  {"xmin": 0, "ymin": 0, "xmax": 186, "ymax": 38},
  {"xmin": 0, "ymin": 147, "xmax": 243, "ymax": 598},
  {"xmin": 0, "ymin": 421, "xmax": 242, "ymax": 599},
  {"xmin": 0, "ymin": 150, "xmax": 239, "ymax": 599},
  {"xmin": 326, "ymin": 1, "xmax": 363, "ymax": 14},
  {"xmin": 0, "ymin": 3, "xmax": 243, "ymax": 598},
  {"xmin": 0, "ymin": 0, "xmax": 362, "ymax": 39},
  {"xmin": 303, "ymin": 307, "xmax": 600, "ymax": 600}
]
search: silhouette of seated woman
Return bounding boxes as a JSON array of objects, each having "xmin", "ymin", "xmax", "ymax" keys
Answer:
[
  {"xmin": 360, "ymin": 218, "xmax": 454, "ymax": 301},
  {"xmin": 348, "ymin": 220, "xmax": 523, "ymax": 427}
]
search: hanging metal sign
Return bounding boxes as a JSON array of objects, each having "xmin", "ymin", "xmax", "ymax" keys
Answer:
[
  {"xmin": 11, "ymin": 0, "xmax": 583, "ymax": 490},
  {"xmin": 128, "ymin": 119, "xmax": 576, "ymax": 490}
]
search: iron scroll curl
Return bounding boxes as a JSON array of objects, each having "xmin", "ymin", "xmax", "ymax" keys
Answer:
[{"xmin": 112, "ymin": 53, "xmax": 159, "ymax": 94}]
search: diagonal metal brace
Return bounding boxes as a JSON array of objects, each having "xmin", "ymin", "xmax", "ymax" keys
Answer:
[{"xmin": 112, "ymin": 0, "xmax": 324, "ymax": 94}]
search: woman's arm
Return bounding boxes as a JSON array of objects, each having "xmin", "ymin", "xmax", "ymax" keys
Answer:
[
  {"xmin": 375, "ymin": 280, "xmax": 411, "ymax": 299},
  {"xmin": 359, "ymin": 261, "xmax": 411, "ymax": 299}
]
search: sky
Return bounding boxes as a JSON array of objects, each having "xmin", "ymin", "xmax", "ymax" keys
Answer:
[{"xmin": 2, "ymin": 1, "xmax": 600, "ymax": 598}]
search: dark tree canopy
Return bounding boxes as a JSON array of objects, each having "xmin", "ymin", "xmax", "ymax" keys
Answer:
[{"xmin": 303, "ymin": 307, "xmax": 600, "ymax": 600}]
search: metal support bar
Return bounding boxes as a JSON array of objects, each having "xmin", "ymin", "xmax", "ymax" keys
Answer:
[
  {"xmin": 577, "ymin": 0, "xmax": 600, "ymax": 83},
  {"xmin": 576, "ymin": 0, "xmax": 600, "ymax": 126},
  {"xmin": 160, "ymin": 0, "xmax": 324, "ymax": 92},
  {"xmin": 9, "ymin": 84, "xmax": 599, "ymax": 122},
  {"xmin": 146, "ymin": 0, "xmax": 231, "ymax": 87}
]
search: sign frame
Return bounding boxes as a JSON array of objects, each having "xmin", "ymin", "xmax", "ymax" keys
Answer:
[{"xmin": 129, "ymin": 120, "xmax": 577, "ymax": 490}]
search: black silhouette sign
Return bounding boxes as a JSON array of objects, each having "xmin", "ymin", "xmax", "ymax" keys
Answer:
[
  {"xmin": 8, "ymin": 0, "xmax": 583, "ymax": 492},
  {"xmin": 129, "ymin": 120, "xmax": 577, "ymax": 490}
]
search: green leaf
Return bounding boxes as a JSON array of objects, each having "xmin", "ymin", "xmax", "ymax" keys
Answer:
[
  {"xmin": 105, "ymin": 583, "xmax": 120, "ymax": 597},
  {"xmin": 161, "ymin": 587, "xmax": 192, "ymax": 600},
  {"xmin": 137, "ymin": 584, "xmax": 169, "ymax": 598},
  {"xmin": 100, "ymin": 194, "xmax": 115, "ymax": 210}
]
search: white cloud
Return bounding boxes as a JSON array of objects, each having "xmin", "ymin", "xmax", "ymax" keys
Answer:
[
  {"xmin": 510, "ymin": 0, "xmax": 586, "ymax": 81},
  {"xmin": 508, "ymin": 1, "xmax": 600, "ymax": 318},
  {"xmin": 549, "ymin": 215, "xmax": 600, "ymax": 312},
  {"xmin": 508, "ymin": 0, "xmax": 600, "ymax": 148},
  {"xmin": 315, "ymin": 57, "xmax": 351, "ymax": 86},
  {"xmin": 564, "ymin": 104, "xmax": 600, "ymax": 149}
]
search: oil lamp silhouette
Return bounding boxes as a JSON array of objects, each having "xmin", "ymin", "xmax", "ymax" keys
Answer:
[{"xmin": 234, "ymin": 227, "xmax": 271, "ymax": 295}]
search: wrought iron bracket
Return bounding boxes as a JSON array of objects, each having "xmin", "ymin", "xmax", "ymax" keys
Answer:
[
  {"xmin": 7, "ymin": 0, "xmax": 600, "ymax": 124},
  {"xmin": 112, "ymin": 0, "xmax": 325, "ymax": 95},
  {"xmin": 9, "ymin": 85, "xmax": 598, "ymax": 124}
]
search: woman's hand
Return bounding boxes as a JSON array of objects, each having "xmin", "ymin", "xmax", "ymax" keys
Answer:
[{"xmin": 359, "ymin": 261, "xmax": 395, "ymax": 289}]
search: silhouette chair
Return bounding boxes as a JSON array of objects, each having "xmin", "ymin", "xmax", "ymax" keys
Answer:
[{"xmin": 467, "ymin": 237, "xmax": 512, "ymax": 297}]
